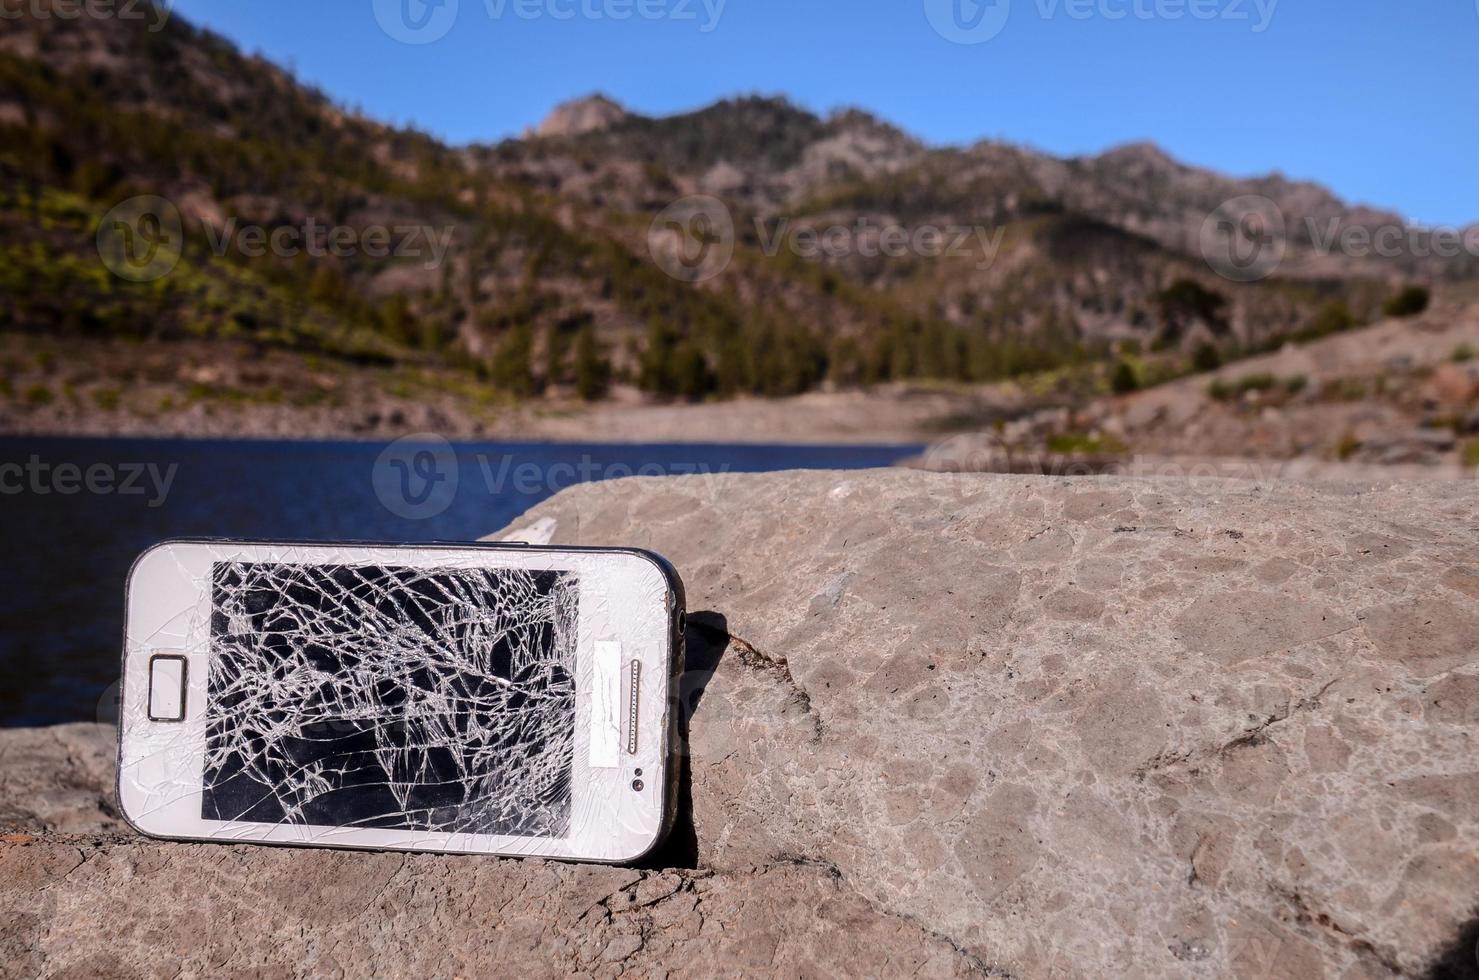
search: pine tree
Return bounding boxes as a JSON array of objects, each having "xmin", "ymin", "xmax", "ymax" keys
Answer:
[
  {"xmin": 544, "ymin": 322, "xmax": 568, "ymax": 386},
  {"xmin": 573, "ymin": 324, "xmax": 611, "ymax": 401},
  {"xmin": 490, "ymin": 323, "xmax": 538, "ymax": 397}
]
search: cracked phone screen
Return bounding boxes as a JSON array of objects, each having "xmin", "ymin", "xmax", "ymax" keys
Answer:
[{"xmin": 200, "ymin": 562, "xmax": 578, "ymax": 837}]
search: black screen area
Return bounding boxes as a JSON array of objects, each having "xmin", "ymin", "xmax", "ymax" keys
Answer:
[{"xmin": 201, "ymin": 561, "xmax": 578, "ymax": 837}]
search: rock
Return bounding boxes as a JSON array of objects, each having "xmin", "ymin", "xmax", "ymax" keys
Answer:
[
  {"xmin": 530, "ymin": 94, "xmax": 629, "ymax": 139},
  {"xmin": 4, "ymin": 471, "xmax": 1478, "ymax": 978},
  {"xmin": 0, "ymin": 723, "xmax": 123, "ymax": 834},
  {"xmin": 1424, "ymin": 361, "xmax": 1479, "ymax": 407},
  {"xmin": 1359, "ymin": 428, "xmax": 1456, "ymax": 466}
]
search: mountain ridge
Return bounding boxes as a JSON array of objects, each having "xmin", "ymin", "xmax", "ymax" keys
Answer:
[
  {"xmin": 516, "ymin": 94, "xmax": 1454, "ymax": 241},
  {"xmin": 0, "ymin": 4, "xmax": 1471, "ymax": 414}
]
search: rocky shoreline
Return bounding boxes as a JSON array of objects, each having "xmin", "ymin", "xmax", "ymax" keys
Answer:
[{"xmin": 4, "ymin": 471, "xmax": 1477, "ymax": 977}]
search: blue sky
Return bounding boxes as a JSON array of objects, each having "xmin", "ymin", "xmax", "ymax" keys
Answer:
[{"xmin": 170, "ymin": 0, "xmax": 1479, "ymax": 226}]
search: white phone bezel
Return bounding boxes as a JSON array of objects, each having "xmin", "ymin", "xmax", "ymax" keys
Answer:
[{"xmin": 117, "ymin": 540, "xmax": 678, "ymax": 862}]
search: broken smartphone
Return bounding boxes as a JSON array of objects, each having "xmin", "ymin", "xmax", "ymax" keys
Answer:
[{"xmin": 117, "ymin": 540, "xmax": 685, "ymax": 862}]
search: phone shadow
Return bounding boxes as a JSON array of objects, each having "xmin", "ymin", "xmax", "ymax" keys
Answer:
[
  {"xmin": 1424, "ymin": 911, "xmax": 1479, "ymax": 980},
  {"xmin": 635, "ymin": 609, "xmax": 730, "ymax": 872}
]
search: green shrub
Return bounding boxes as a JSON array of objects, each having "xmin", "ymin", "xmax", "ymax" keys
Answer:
[
  {"xmin": 1464, "ymin": 441, "xmax": 1479, "ymax": 468},
  {"xmin": 1383, "ymin": 285, "xmax": 1431, "ymax": 318},
  {"xmin": 1192, "ymin": 343, "xmax": 1222, "ymax": 373},
  {"xmin": 23, "ymin": 383, "xmax": 52, "ymax": 405},
  {"xmin": 1305, "ymin": 300, "xmax": 1356, "ymax": 338},
  {"xmin": 1320, "ymin": 378, "xmax": 1369, "ymax": 401},
  {"xmin": 92, "ymin": 388, "xmax": 121, "ymax": 411},
  {"xmin": 1046, "ymin": 432, "xmax": 1129, "ymax": 456},
  {"xmin": 573, "ymin": 324, "xmax": 611, "ymax": 401},
  {"xmin": 1452, "ymin": 344, "xmax": 1475, "ymax": 363},
  {"xmin": 1110, "ymin": 360, "xmax": 1139, "ymax": 394},
  {"xmin": 1209, "ymin": 373, "xmax": 1285, "ymax": 402},
  {"xmin": 1156, "ymin": 279, "xmax": 1228, "ymax": 339},
  {"xmin": 488, "ymin": 324, "xmax": 539, "ymax": 398}
]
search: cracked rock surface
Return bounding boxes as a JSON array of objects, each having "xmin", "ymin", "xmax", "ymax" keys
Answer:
[{"xmin": 4, "ymin": 471, "xmax": 1479, "ymax": 978}]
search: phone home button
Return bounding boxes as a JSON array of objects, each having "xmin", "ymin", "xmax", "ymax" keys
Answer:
[{"xmin": 147, "ymin": 654, "xmax": 187, "ymax": 723}]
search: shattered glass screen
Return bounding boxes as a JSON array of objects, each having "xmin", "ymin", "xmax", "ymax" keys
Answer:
[{"xmin": 201, "ymin": 562, "xmax": 578, "ymax": 837}]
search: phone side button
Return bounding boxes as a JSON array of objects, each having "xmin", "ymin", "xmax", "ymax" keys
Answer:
[{"xmin": 147, "ymin": 654, "xmax": 187, "ymax": 723}]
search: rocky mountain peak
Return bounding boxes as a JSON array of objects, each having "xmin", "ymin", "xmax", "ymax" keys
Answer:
[
  {"xmin": 531, "ymin": 93, "xmax": 629, "ymax": 138},
  {"xmin": 1095, "ymin": 140, "xmax": 1179, "ymax": 170}
]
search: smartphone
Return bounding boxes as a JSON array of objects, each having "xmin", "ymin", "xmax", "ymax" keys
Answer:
[{"xmin": 117, "ymin": 540, "xmax": 685, "ymax": 863}]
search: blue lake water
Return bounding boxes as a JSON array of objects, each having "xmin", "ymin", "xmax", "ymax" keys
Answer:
[{"xmin": 0, "ymin": 436, "xmax": 921, "ymax": 726}]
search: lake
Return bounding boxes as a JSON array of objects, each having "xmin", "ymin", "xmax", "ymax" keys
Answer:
[{"xmin": 0, "ymin": 436, "xmax": 921, "ymax": 726}]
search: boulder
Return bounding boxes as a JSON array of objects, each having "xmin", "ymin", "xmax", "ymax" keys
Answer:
[
  {"xmin": 3, "ymin": 471, "xmax": 1478, "ymax": 978},
  {"xmin": 1425, "ymin": 362, "xmax": 1479, "ymax": 408}
]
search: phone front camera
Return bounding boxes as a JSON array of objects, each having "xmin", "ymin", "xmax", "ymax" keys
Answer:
[{"xmin": 631, "ymin": 778, "xmax": 644, "ymax": 792}]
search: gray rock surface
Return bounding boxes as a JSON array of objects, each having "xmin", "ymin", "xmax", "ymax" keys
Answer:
[{"xmin": 4, "ymin": 471, "xmax": 1479, "ymax": 978}]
